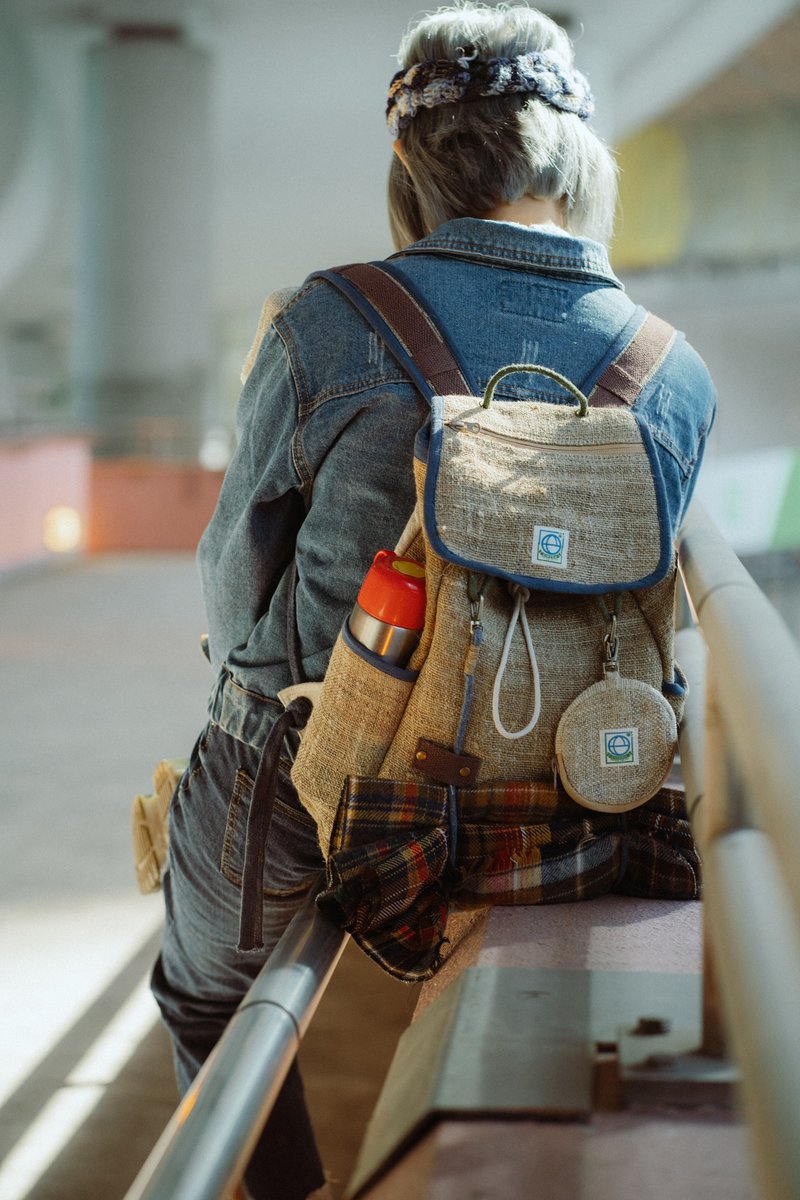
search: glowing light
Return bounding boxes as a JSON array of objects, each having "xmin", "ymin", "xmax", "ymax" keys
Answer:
[
  {"xmin": 42, "ymin": 506, "xmax": 83, "ymax": 553},
  {"xmin": 199, "ymin": 427, "xmax": 232, "ymax": 471}
]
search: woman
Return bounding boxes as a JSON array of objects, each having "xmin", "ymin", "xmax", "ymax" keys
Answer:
[{"xmin": 152, "ymin": 5, "xmax": 716, "ymax": 1198}]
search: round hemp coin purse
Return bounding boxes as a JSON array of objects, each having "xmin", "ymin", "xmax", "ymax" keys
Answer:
[{"xmin": 555, "ymin": 672, "xmax": 677, "ymax": 814}]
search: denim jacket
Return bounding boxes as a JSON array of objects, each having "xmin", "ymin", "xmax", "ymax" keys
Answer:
[{"xmin": 199, "ymin": 218, "xmax": 716, "ymax": 745}]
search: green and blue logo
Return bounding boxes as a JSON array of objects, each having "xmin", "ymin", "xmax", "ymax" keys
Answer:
[
  {"xmin": 602, "ymin": 728, "xmax": 639, "ymax": 766},
  {"xmin": 533, "ymin": 525, "xmax": 569, "ymax": 569}
]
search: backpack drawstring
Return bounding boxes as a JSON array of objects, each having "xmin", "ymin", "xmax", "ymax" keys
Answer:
[{"xmin": 492, "ymin": 583, "xmax": 542, "ymax": 740}]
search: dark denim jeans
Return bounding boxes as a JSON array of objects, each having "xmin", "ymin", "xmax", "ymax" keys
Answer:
[{"xmin": 150, "ymin": 721, "xmax": 326, "ymax": 1200}]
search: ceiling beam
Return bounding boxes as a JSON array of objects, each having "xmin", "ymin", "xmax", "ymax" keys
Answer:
[{"xmin": 607, "ymin": 0, "xmax": 799, "ymax": 141}]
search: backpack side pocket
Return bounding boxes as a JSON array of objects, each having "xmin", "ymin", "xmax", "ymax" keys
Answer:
[{"xmin": 291, "ymin": 622, "xmax": 417, "ymax": 852}]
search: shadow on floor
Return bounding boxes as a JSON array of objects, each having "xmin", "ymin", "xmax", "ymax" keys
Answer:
[
  {"xmin": 13, "ymin": 937, "xmax": 418, "ymax": 1200},
  {"xmin": 300, "ymin": 939, "xmax": 421, "ymax": 1197}
]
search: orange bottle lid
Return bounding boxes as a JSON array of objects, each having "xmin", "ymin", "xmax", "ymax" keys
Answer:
[{"xmin": 356, "ymin": 550, "xmax": 426, "ymax": 630}]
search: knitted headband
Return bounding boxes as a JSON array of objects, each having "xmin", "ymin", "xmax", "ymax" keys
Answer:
[{"xmin": 387, "ymin": 46, "xmax": 594, "ymax": 138}]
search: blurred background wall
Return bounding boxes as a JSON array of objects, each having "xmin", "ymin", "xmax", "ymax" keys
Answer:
[{"xmin": 0, "ymin": 0, "xmax": 798, "ymax": 610}]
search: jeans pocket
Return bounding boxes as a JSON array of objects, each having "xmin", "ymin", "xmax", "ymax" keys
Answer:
[{"xmin": 220, "ymin": 767, "xmax": 322, "ymax": 897}]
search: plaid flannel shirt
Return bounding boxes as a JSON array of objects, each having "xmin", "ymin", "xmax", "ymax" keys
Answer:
[{"xmin": 318, "ymin": 778, "xmax": 700, "ymax": 981}]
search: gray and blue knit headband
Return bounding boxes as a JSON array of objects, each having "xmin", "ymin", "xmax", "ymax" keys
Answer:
[{"xmin": 387, "ymin": 46, "xmax": 594, "ymax": 138}]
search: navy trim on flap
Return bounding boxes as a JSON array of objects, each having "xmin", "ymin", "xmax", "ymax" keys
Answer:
[
  {"xmin": 414, "ymin": 417, "xmax": 434, "ymax": 466},
  {"xmin": 421, "ymin": 398, "xmax": 673, "ymax": 594},
  {"xmin": 633, "ymin": 413, "xmax": 673, "ymax": 581}
]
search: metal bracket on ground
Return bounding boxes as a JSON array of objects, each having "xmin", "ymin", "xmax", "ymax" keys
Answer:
[
  {"xmin": 594, "ymin": 1017, "xmax": 738, "ymax": 1110},
  {"xmin": 347, "ymin": 965, "xmax": 713, "ymax": 1199}
]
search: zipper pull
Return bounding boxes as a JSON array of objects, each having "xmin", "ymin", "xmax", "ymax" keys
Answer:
[{"xmin": 448, "ymin": 419, "xmax": 481, "ymax": 433}]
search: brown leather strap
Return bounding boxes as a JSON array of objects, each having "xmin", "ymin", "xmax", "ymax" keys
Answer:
[
  {"xmin": 590, "ymin": 312, "xmax": 676, "ymax": 408},
  {"xmin": 413, "ymin": 738, "xmax": 482, "ymax": 786},
  {"xmin": 331, "ymin": 264, "xmax": 674, "ymax": 410},
  {"xmin": 335, "ymin": 263, "xmax": 471, "ymax": 397},
  {"xmin": 237, "ymin": 696, "xmax": 313, "ymax": 953}
]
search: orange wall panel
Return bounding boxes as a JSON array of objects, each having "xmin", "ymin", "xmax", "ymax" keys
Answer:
[{"xmin": 87, "ymin": 459, "xmax": 223, "ymax": 552}]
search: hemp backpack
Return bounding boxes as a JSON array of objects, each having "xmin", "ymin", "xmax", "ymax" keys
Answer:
[{"xmin": 289, "ymin": 263, "xmax": 694, "ymax": 980}]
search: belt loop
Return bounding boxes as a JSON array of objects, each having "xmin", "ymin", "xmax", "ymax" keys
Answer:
[
  {"xmin": 207, "ymin": 665, "xmax": 229, "ymax": 724},
  {"xmin": 237, "ymin": 697, "xmax": 312, "ymax": 953}
]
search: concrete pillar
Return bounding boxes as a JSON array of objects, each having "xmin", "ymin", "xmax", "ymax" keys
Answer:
[
  {"xmin": 74, "ymin": 23, "xmax": 211, "ymax": 458},
  {"xmin": 0, "ymin": 12, "xmax": 58, "ymax": 300}
]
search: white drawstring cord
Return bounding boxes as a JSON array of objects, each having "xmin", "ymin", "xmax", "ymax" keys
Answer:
[{"xmin": 491, "ymin": 585, "xmax": 542, "ymax": 740}]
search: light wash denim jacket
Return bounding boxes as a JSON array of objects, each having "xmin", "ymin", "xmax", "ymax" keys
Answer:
[{"xmin": 199, "ymin": 218, "xmax": 716, "ymax": 746}]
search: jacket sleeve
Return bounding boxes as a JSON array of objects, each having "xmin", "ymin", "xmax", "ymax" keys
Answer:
[
  {"xmin": 289, "ymin": 382, "xmax": 427, "ymax": 682},
  {"xmin": 198, "ymin": 291, "xmax": 427, "ymax": 682},
  {"xmin": 635, "ymin": 334, "xmax": 718, "ymax": 535},
  {"xmin": 197, "ymin": 312, "xmax": 305, "ymax": 673}
]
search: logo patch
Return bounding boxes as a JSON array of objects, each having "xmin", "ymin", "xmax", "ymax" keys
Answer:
[
  {"xmin": 533, "ymin": 525, "xmax": 569, "ymax": 569},
  {"xmin": 601, "ymin": 728, "xmax": 639, "ymax": 767}
]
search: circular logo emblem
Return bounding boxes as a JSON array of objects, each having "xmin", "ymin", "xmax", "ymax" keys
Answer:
[
  {"xmin": 607, "ymin": 733, "xmax": 633, "ymax": 760},
  {"xmin": 539, "ymin": 531, "xmax": 564, "ymax": 559}
]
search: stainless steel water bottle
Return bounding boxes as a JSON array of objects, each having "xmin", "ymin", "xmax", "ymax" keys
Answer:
[{"xmin": 347, "ymin": 550, "xmax": 426, "ymax": 667}]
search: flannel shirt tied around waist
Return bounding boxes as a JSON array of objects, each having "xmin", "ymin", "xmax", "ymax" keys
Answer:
[{"xmin": 316, "ymin": 779, "xmax": 700, "ymax": 982}]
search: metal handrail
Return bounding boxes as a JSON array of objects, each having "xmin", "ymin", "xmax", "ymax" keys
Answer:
[
  {"xmin": 677, "ymin": 503, "xmax": 800, "ymax": 1200},
  {"xmin": 125, "ymin": 503, "xmax": 800, "ymax": 1200},
  {"xmin": 125, "ymin": 884, "xmax": 348, "ymax": 1200}
]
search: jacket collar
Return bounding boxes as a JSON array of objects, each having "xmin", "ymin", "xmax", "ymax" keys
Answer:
[{"xmin": 393, "ymin": 217, "xmax": 622, "ymax": 288}]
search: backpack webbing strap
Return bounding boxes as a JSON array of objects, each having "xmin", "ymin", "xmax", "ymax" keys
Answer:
[
  {"xmin": 590, "ymin": 312, "xmax": 676, "ymax": 408},
  {"xmin": 321, "ymin": 263, "xmax": 471, "ymax": 399},
  {"xmin": 320, "ymin": 263, "xmax": 676, "ymax": 411}
]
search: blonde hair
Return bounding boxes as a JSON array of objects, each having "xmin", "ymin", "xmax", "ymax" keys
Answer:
[{"xmin": 388, "ymin": 2, "xmax": 617, "ymax": 248}]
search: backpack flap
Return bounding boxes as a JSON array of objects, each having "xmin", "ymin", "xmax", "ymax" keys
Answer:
[{"xmin": 421, "ymin": 379, "xmax": 672, "ymax": 594}]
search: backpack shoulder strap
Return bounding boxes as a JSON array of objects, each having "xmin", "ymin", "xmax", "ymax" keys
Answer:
[
  {"xmin": 313, "ymin": 262, "xmax": 676, "ymax": 412},
  {"xmin": 590, "ymin": 312, "xmax": 676, "ymax": 408},
  {"xmin": 310, "ymin": 262, "xmax": 472, "ymax": 402}
]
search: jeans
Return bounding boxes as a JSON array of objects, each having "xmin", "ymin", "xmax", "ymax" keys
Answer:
[{"xmin": 150, "ymin": 720, "xmax": 326, "ymax": 1200}]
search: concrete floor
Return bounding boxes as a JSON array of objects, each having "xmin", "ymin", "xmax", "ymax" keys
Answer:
[
  {"xmin": 5, "ymin": 936, "xmax": 417, "ymax": 1200},
  {"xmin": 0, "ymin": 554, "xmax": 418, "ymax": 1200}
]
